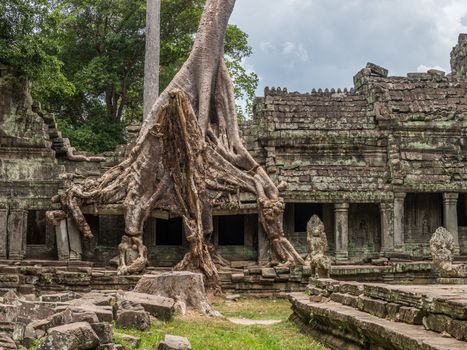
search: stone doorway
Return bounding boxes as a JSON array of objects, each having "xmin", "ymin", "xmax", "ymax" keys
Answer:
[
  {"xmin": 284, "ymin": 203, "xmax": 334, "ymax": 255},
  {"xmin": 348, "ymin": 204, "xmax": 381, "ymax": 259},
  {"xmin": 404, "ymin": 193, "xmax": 442, "ymax": 256}
]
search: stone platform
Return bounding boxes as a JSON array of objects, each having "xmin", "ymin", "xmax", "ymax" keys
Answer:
[
  {"xmin": 0, "ymin": 260, "xmax": 438, "ymax": 297},
  {"xmin": 289, "ymin": 279, "xmax": 467, "ymax": 349}
]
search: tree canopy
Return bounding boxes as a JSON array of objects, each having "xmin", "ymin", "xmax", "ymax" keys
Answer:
[{"xmin": 0, "ymin": 0, "xmax": 258, "ymax": 153}]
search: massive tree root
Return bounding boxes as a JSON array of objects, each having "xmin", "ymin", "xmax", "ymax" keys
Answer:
[{"xmin": 47, "ymin": 0, "xmax": 304, "ymax": 287}]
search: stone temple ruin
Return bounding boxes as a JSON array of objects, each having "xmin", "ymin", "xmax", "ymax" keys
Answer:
[
  {"xmin": 1, "ymin": 35, "xmax": 466, "ymax": 268},
  {"xmin": 0, "ymin": 29, "xmax": 466, "ymax": 349}
]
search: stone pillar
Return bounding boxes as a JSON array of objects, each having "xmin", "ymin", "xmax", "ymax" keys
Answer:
[
  {"xmin": 7, "ymin": 208, "xmax": 26, "ymax": 259},
  {"xmin": 67, "ymin": 218, "xmax": 82, "ymax": 261},
  {"xmin": 334, "ymin": 203, "xmax": 349, "ymax": 261},
  {"xmin": 283, "ymin": 203, "xmax": 295, "ymax": 237},
  {"xmin": 22, "ymin": 210, "xmax": 27, "ymax": 258},
  {"xmin": 55, "ymin": 219, "xmax": 70, "ymax": 261},
  {"xmin": 380, "ymin": 202, "xmax": 394, "ymax": 254},
  {"xmin": 393, "ymin": 193, "xmax": 406, "ymax": 250},
  {"xmin": 0, "ymin": 204, "xmax": 8, "ymax": 259},
  {"xmin": 257, "ymin": 219, "xmax": 270, "ymax": 264},
  {"xmin": 443, "ymin": 193, "xmax": 459, "ymax": 255}
]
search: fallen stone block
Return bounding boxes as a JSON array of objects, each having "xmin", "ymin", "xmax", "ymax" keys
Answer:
[
  {"xmin": 156, "ymin": 335, "xmax": 192, "ymax": 350},
  {"xmin": 54, "ymin": 305, "xmax": 114, "ymax": 323},
  {"xmin": 38, "ymin": 322, "xmax": 99, "ymax": 350},
  {"xmin": 118, "ymin": 333, "xmax": 140, "ymax": 348},
  {"xmin": 116, "ymin": 309, "xmax": 150, "ymax": 331},
  {"xmin": 118, "ymin": 291, "xmax": 174, "ymax": 321},
  {"xmin": 91, "ymin": 322, "xmax": 113, "ymax": 344}
]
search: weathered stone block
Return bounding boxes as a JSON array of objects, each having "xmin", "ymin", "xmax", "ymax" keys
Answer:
[
  {"xmin": 157, "ymin": 334, "xmax": 192, "ymax": 350},
  {"xmin": 261, "ymin": 268, "xmax": 277, "ymax": 279},
  {"xmin": 422, "ymin": 314, "xmax": 451, "ymax": 333},
  {"xmin": 231, "ymin": 273, "xmax": 244, "ymax": 282},
  {"xmin": 118, "ymin": 291, "xmax": 175, "ymax": 321},
  {"xmin": 342, "ymin": 294, "xmax": 359, "ymax": 309},
  {"xmin": 359, "ymin": 296, "xmax": 387, "ymax": 318},
  {"xmin": 448, "ymin": 318, "xmax": 467, "ymax": 341},
  {"xmin": 386, "ymin": 303, "xmax": 400, "ymax": 321},
  {"xmin": 339, "ymin": 282, "xmax": 364, "ymax": 296},
  {"xmin": 121, "ymin": 334, "xmax": 140, "ymax": 348},
  {"xmin": 116, "ymin": 309, "xmax": 150, "ymax": 331},
  {"xmin": 91, "ymin": 322, "xmax": 113, "ymax": 344},
  {"xmin": 398, "ymin": 306, "xmax": 424, "ymax": 325},
  {"xmin": 38, "ymin": 322, "xmax": 99, "ymax": 350},
  {"xmin": 330, "ymin": 293, "xmax": 346, "ymax": 304}
]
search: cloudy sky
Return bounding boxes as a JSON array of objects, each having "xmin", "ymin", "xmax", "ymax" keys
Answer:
[{"xmin": 229, "ymin": 0, "xmax": 467, "ymax": 95}]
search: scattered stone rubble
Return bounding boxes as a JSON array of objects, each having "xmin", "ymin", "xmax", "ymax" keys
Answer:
[{"xmin": 0, "ymin": 287, "xmax": 178, "ymax": 349}]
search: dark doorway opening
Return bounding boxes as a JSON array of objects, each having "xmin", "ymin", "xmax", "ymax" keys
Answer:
[
  {"xmin": 458, "ymin": 193, "xmax": 467, "ymax": 226},
  {"xmin": 218, "ymin": 215, "xmax": 245, "ymax": 246},
  {"xmin": 294, "ymin": 203, "xmax": 323, "ymax": 232},
  {"xmin": 27, "ymin": 210, "xmax": 47, "ymax": 245},
  {"xmin": 156, "ymin": 218, "xmax": 183, "ymax": 246}
]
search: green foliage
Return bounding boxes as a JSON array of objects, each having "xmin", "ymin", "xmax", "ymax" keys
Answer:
[
  {"xmin": 0, "ymin": 0, "xmax": 74, "ymax": 98},
  {"xmin": 2, "ymin": 0, "xmax": 258, "ymax": 153},
  {"xmin": 56, "ymin": 102, "xmax": 125, "ymax": 154}
]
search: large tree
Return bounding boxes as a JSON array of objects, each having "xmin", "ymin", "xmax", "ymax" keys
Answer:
[
  {"xmin": 51, "ymin": 0, "xmax": 258, "ymax": 152},
  {"xmin": 0, "ymin": 0, "xmax": 74, "ymax": 98},
  {"xmin": 48, "ymin": 0, "xmax": 304, "ymax": 287}
]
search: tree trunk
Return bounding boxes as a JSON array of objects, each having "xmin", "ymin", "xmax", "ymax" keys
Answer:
[
  {"xmin": 144, "ymin": 0, "xmax": 161, "ymax": 121},
  {"xmin": 47, "ymin": 0, "xmax": 304, "ymax": 288}
]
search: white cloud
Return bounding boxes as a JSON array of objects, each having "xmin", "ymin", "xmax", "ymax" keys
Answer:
[
  {"xmin": 461, "ymin": 13, "xmax": 467, "ymax": 26},
  {"xmin": 230, "ymin": 0, "xmax": 467, "ymax": 94}
]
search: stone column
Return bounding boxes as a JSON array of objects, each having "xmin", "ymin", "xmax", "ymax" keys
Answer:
[
  {"xmin": 443, "ymin": 193, "xmax": 459, "ymax": 255},
  {"xmin": 257, "ymin": 219, "xmax": 270, "ymax": 263},
  {"xmin": 22, "ymin": 210, "xmax": 28, "ymax": 258},
  {"xmin": 334, "ymin": 203, "xmax": 349, "ymax": 261},
  {"xmin": 393, "ymin": 193, "xmax": 406, "ymax": 250},
  {"xmin": 283, "ymin": 203, "xmax": 295, "ymax": 237},
  {"xmin": 0, "ymin": 204, "xmax": 8, "ymax": 259},
  {"xmin": 7, "ymin": 208, "xmax": 26, "ymax": 259},
  {"xmin": 67, "ymin": 218, "xmax": 82, "ymax": 261},
  {"xmin": 55, "ymin": 219, "xmax": 70, "ymax": 261},
  {"xmin": 380, "ymin": 202, "xmax": 394, "ymax": 254}
]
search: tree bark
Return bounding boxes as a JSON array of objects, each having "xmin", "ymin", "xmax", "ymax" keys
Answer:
[
  {"xmin": 144, "ymin": 0, "xmax": 161, "ymax": 121},
  {"xmin": 47, "ymin": 0, "xmax": 304, "ymax": 288}
]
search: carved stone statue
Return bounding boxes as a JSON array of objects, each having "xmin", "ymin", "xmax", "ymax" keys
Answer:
[
  {"xmin": 305, "ymin": 215, "xmax": 331, "ymax": 278},
  {"xmin": 430, "ymin": 227, "xmax": 466, "ymax": 278}
]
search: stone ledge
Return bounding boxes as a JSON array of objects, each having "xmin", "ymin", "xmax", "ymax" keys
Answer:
[{"xmin": 289, "ymin": 292, "xmax": 467, "ymax": 350}]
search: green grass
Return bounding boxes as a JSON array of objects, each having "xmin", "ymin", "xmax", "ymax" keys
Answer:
[{"xmin": 114, "ymin": 297, "xmax": 327, "ymax": 350}]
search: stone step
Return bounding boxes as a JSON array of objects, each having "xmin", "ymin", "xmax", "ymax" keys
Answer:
[
  {"xmin": 308, "ymin": 279, "xmax": 467, "ymax": 340},
  {"xmin": 289, "ymin": 292, "xmax": 467, "ymax": 350}
]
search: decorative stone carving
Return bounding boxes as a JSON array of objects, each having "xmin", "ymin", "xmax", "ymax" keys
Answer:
[
  {"xmin": 429, "ymin": 227, "xmax": 466, "ymax": 278},
  {"xmin": 305, "ymin": 215, "xmax": 331, "ymax": 278}
]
